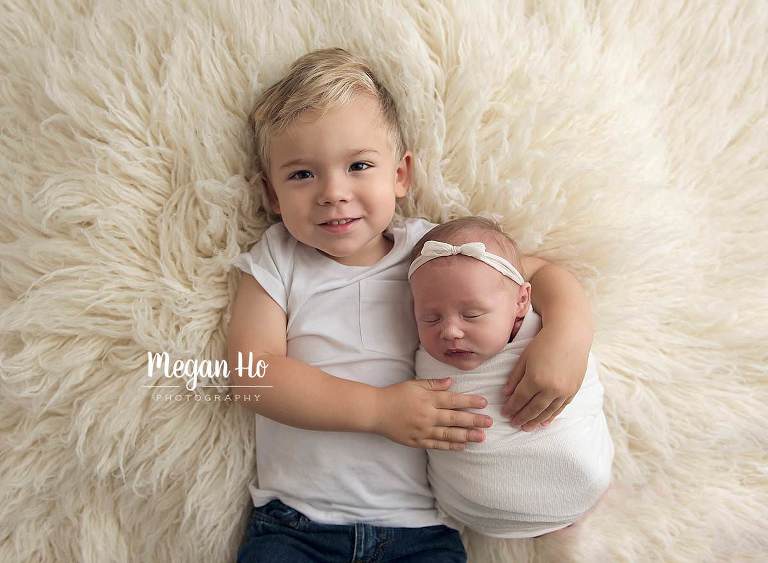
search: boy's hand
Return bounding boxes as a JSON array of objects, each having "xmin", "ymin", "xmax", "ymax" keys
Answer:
[
  {"xmin": 372, "ymin": 378, "xmax": 493, "ymax": 450},
  {"xmin": 500, "ymin": 327, "xmax": 587, "ymax": 431}
]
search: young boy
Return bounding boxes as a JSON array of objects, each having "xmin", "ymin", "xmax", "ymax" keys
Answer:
[{"xmin": 228, "ymin": 47, "xmax": 593, "ymax": 562}]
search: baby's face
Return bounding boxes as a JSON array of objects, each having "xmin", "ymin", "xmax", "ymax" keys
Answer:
[{"xmin": 410, "ymin": 256, "xmax": 529, "ymax": 371}]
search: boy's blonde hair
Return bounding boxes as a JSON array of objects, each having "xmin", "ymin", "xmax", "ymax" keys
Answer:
[
  {"xmin": 409, "ymin": 216, "xmax": 527, "ymax": 282},
  {"xmin": 247, "ymin": 47, "xmax": 407, "ymax": 218}
]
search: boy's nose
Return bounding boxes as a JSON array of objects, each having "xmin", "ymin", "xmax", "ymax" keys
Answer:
[{"xmin": 317, "ymin": 178, "xmax": 352, "ymax": 205}]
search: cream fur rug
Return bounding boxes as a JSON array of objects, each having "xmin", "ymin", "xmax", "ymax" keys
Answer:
[{"xmin": 1, "ymin": 1, "xmax": 765, "ymax": 562}]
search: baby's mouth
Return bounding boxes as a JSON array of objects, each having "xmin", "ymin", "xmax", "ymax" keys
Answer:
[{"xmin": 446, "ymin": 349, "xmax": 473, "ymax": 356}]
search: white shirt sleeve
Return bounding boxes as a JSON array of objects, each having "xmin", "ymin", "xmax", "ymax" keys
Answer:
[
  {"xmin": 230, "ymin": 226, "xmax": 289, "ymax": 313},
  {"xmin": 407, "ymin": 217, "xmax": 440, "ymax": 245}
]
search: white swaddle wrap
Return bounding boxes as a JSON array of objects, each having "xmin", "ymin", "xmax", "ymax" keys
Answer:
[{"xmin": 415, "ymin": 307, "xmax": 614, "ymax": 538}]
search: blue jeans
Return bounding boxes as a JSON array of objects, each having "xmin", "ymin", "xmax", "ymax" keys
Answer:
[{"xmin": 236, "ymin": 499, "xmax": 467, "ymax": 562}]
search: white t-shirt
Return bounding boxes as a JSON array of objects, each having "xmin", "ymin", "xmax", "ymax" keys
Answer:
[{"xmin": 230, "ymin": 216, "xmax": 453, "ymax": 528}]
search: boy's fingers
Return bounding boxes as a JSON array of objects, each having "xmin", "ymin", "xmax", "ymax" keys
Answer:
[
  {"xmin": 420, "ymin": 439, "xmax": 450, "ymax": 450},
  {"xmin": 542, "ymin": 398, "xmax": 572, "ymax": 425},
  {"xmin": 430, "ymin": 426, "xmax": 486, "ymax": 445},
  {"xmin": 500, "ymin": 379, "xmax": 536, "ymax": 418},
  {"xmin": 521, "ymin": 398, "xmax": 565, "ymax": 431},
  {"xmin": 425, "ymin": 377, "xmax": 452, "ymax": 389},
  {"xmin": 455, "ymin": 392, "xmax": 488, "ymax": 410},
  {"xmin": 508, "ymin": 393, "xmax": 553, "ymax": 427},
  {"xmin": 436, "ymin": 409, "xmax": 493, "ymax": 430},
  {"xmin": 502, "ymin": 357, "xmax": 526, "ymax": 396},
  {"xmin": 421, "ymin": 439, "xmax": 466, "ymax": 451},
  {"xmin": 435, "ymin": 390, "xmax": 487, "ymax": 410}
]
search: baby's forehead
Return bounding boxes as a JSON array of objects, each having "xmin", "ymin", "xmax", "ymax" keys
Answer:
[{"xmin": 412, "ymin": 278, "xmax": 509, "ymax": 312}]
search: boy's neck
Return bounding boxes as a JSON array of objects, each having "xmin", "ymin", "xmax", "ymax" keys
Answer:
[
  {"xmin": 368, "ymin": 234, "xmax": 394, "ymax": 265},
  {"xmin": 325, "ymin": 233, "xmax": 394, "ymax": 267}
]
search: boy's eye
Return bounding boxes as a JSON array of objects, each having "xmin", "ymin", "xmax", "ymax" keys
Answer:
[
  {"xmin": 289, "ymin": 170, "xmax": 312, "ymax": 181},
  {"xmin": 287, "ymin": 162, "xmax": 372, "ymax": 181},
  {"xmin": 464, "ymin": 313, "xmax": 484, "ymax": 319}
]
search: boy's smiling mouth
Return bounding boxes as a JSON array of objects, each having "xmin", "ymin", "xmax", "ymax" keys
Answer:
[
  {"xmin": 318, "ymin": 217, "xmax": 361, "ymax": 233},
  {"xmin": 319, "ymin": 216, "xmax": 360, "ymax": 225}
]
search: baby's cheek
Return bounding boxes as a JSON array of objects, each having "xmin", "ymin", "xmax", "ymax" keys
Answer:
[
  {"xmin": 416, "ymin": 326, "xmax": 432, "ymax": 350},
  {"xmin": 415, "ymin": 327, "xmax": 434, "ymax": 350}
]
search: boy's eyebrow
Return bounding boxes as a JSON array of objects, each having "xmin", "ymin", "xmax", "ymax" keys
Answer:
[{"xmin": 278, "ymin": 149, "xmax": 380, "ymax": 170}]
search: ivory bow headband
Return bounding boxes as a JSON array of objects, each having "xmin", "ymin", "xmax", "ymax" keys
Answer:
[{"xmin": 407, "ymin": 240, "xmax": 525, "ymax": 285}]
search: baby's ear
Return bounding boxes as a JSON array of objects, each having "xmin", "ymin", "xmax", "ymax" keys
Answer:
[{"xmin": 516, "ymin": 282, "xmax": 532, "ymax": 314}]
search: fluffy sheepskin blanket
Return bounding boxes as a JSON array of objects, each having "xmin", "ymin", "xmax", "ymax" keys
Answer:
[{"xmin": 1, "ymin": 1, "xmax": 765, "ymax": 562}]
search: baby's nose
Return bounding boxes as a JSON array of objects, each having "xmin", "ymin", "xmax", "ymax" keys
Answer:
[{"xmin": 440, "ymin": 323, "xmax": 463, "ymax": 339}]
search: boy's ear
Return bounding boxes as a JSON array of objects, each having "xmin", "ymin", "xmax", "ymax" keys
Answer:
[
  {"xmin": 262, "ymin": 174, "xmax": 281, "ymax": 214},
  {"xmin": 394, "ymin": 150, "xmax": 413, "ymax": 198}
]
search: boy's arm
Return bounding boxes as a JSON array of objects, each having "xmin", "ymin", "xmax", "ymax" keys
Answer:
[
  {"xmin": 227, "ymin": 273, "xmax": 490, "ymax": 447},
  {"xmin": 226, "ymin": 273, "xmax": 379, "ymax": 431},
  {"xmin": 500, "ymin": 255, "xmax": 593, "ymax": 430}
]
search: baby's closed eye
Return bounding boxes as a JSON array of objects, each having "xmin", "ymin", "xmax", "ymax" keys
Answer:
[{"xmin": 418, "ymin": 313, "xmax": 486, "ymax": 323}]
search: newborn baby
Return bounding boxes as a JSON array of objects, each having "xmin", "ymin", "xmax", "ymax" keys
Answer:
[{"xmin": 408, "ymin": 216, "xmax": 614, "ymax": 538}]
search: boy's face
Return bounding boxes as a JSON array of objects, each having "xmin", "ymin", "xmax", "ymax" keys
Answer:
[
  {"xmin": 410, "ymin": 257, "xmax": 531, "ymax": 371},
  {"xmin": 264, "ymin": 94, "xmax": 411, "ymax": 267}
]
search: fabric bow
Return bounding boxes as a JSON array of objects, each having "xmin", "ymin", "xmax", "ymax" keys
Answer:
[
  {"xmin": 420, "ymin": 240, "xmax": 487, "ymax": 259},
  {"xmin": 407, "ymin": 239, "xmax": 526, "ymax": 286}
]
